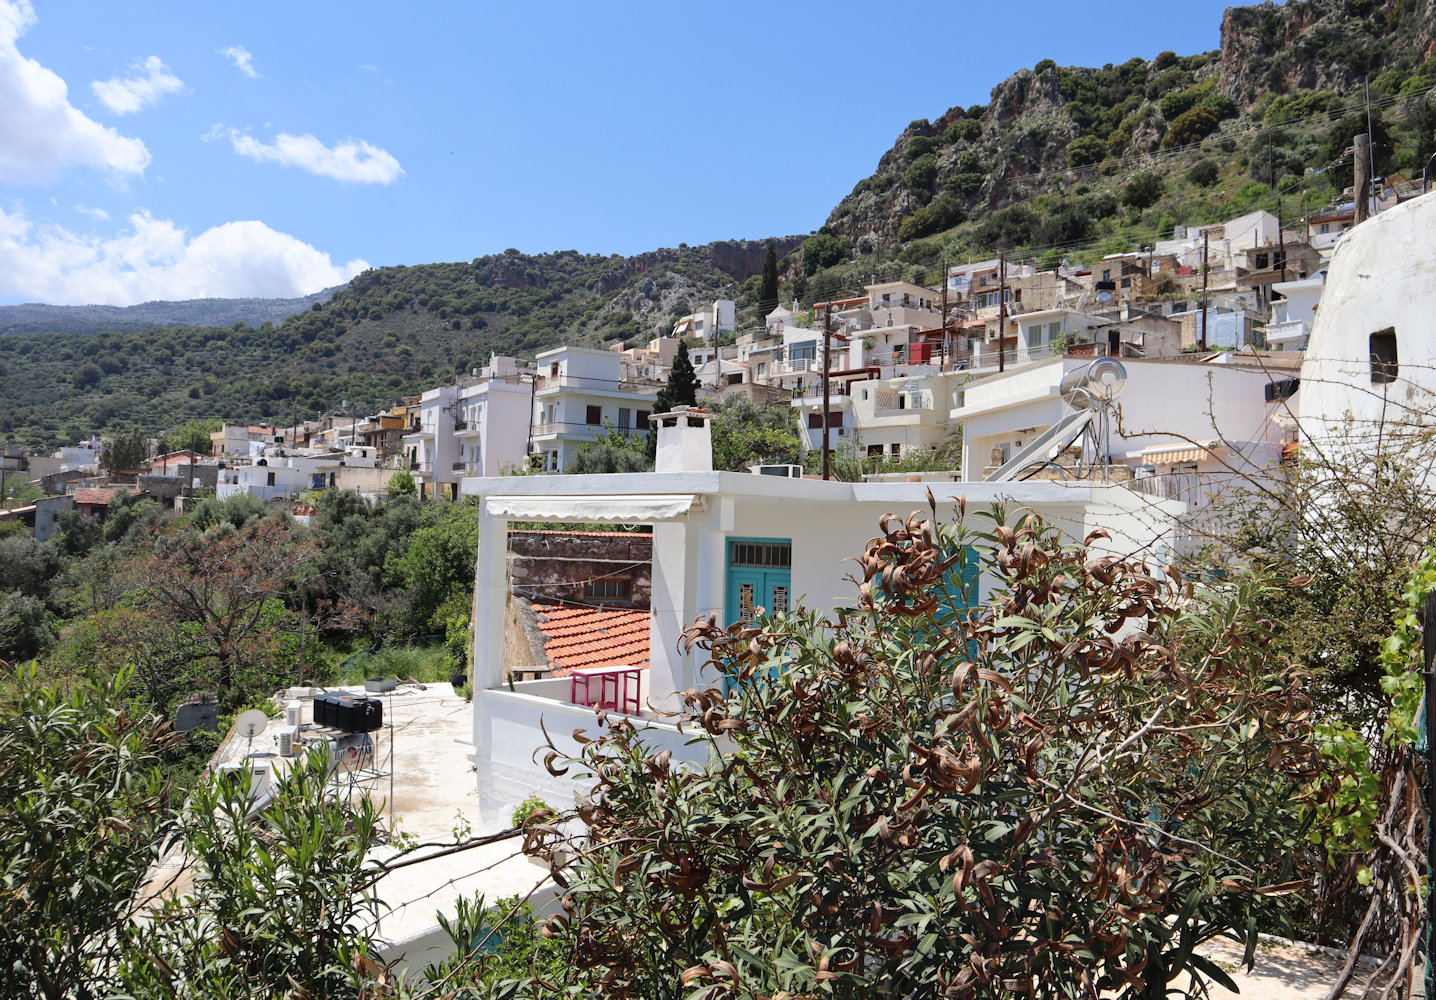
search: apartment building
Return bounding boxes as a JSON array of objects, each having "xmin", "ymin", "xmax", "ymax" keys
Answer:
[{"xmin": 530, "ymin": 346, "xmax": 662, "ymax": 471}]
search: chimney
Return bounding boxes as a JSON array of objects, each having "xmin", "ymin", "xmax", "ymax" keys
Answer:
[{"xmin": 653, "ymin": 406, "xmax": 715, "ymax": 473}]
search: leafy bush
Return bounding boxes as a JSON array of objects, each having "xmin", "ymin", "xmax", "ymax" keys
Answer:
[
  {"xmin": 800, "ymin": 233, "xmax": 850, "ymax": 275},
  {"xmin": 1186, "ymin": 159, "xmax": 1220, "ymax": 186},
  {"xmin": 1122, "ymin": 171, "xmax": 1165, "ymax": 208},
  {"xmin": 897, "ymin": 195, "xmax": 966, "ymax": 241},
  {"xmin": 944, "ymin": 118, "xmax": 982, "ymax": 144},
  {"xmin": 1065, "ymin": 134, "xmax": 1107, "ymax": 167},
  {"xmin": 903, "ymin": 153, "xmax": 938, "ymax": 190},
  {"xmin": 1163, "ymin": 106, "xmax": 1220, "ymax": 147},
  {"xmin": 528, "ymin": 506, "xmax": 1344, "ymax": 998}
]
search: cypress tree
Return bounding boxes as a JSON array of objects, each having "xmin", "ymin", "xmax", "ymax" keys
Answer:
[{"xmin": 758, "ymin": 243, "xmax": 779, "ymax": 319}]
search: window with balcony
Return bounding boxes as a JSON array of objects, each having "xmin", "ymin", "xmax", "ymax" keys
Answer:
[
  {"xmin": 618, "ymin": 408, "xmax": 631, "ymax": 428},
  {"xmin": 790, "ymin": 341, "xmax": 817, "ymax": 362},
  {"xmin": 637, "ymin": 410, "xmax": 650, "ymax": 429},
  {"xmin": 586, "ymin": 405, "xmax": 602, "ymax": 425}
]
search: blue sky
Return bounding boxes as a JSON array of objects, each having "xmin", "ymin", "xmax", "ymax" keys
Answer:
[{"xmin": 0, "ymin": 0, "xmax": 1237, "ymax": 306}]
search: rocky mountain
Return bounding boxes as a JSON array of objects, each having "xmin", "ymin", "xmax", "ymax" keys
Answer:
[{"xmin": 815, "ymin": 0, "xmax": 1436, "ymax": 258}]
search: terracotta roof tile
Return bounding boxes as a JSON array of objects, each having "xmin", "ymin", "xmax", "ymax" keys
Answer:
[
  {"xmin": 74, "ymin": 487, "xmax": 119, "ymax": 505},
  {"xmin": 532, "ymin": 604, "xmax": 650, "ymax": 675}
]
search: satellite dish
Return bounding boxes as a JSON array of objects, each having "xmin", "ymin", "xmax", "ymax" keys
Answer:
[
  {"xmin": 1097, "ymin": 292, "xmax": 1111, "ymax": 302},
  {"xmin": 234, "ymin": 709, "xmax": 270, "ymax": 741}
]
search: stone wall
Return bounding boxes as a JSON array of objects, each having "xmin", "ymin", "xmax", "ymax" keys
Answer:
[{"xmin": 507, "ymin": 529, "xmax": 653, "ymax": 608}]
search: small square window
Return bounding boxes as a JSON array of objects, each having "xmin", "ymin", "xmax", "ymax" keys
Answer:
[
  {"xmin": 585, "ymin": 405, "xmax": 602, "ymax": 425},
  {"xmin": 1370, "ymin": 328, "xmax": 1398, "ymax": 384}
]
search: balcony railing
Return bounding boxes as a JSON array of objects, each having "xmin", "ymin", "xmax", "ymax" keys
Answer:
[
  {"xmin": 530, "ymin": 422, "xmax": 648, "ymax": 438},
  {"xmin": 534, "ymin": 375, "xmax": 662, "ymax": 394},
  {"xmin": 408, "ymin": 461, "xmax": 433, "ymax": 473}
]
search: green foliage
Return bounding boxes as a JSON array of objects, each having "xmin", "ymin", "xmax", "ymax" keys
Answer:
[
  {"xmin": 972, "ymin": 204, "xmax": 1036, "ymax": 249},
  {"xmin": 1377, "ymin": 546, "xmax": 1436, "ymax": 746},
  {"xmin": 511, "ymin": 793, "xmax": 551, "ymax": 828},
  {"xmin": 944, "ymin": 118, "xmax": 982, "ymax": 144},
  {"xmin": 653, "ymin": 338, "xmax": 699, "ymax": 415},
  {"xmin": 1186, "ymin": 159, "xmax": 1220, "ymax": 186},
  {"xmin": 566, "ymin": 421, "xmax": 653, "ymax": 475},
  {"xmin": 758, "ymin": 242, "xmax": 779, "ymax": 318},
  {"xmin": 387, "ymin": 500, "xmax": 479, "ymax": 631},
  {"xmin": 800, "ymin": 233, "xmax": 850, "ymax": 275},
  {"xmin": 1264, "ymin": 89, "xmax": 1337, "ymax": 124},
  {"xmin": 1321, "ymin": 108, "xmax": 1393, "ymax": 188},
  {"xmin": 159, "ymin": 418, "xmax": 221, "ymax": 456},
  {"xmin": 426, "ymin": 893, "xmax": 579, "ymax": 996},
  {"xmin": 119, "ymin": 746, "xmax": 386, "ymax": 999},
  {"xmin": 903, "ymin": 153, "xmax": 938, "ymax": 191},
  {"xmin": 0, "ymin": 665, "xmax": 178, "ymax": 1000},
  {"xmin": 532, "ymin": 507, "xmax": 1339, "ymax": 997},
  {"xmin": 386, "ymin": 469, "xmax": 415, "ymax": 496},
  {"xmin": 1065, "ymin": 134, "xmax": 1107, "ymax": 167},
  {"xmin": 897, "ymin": 195, "xmax": 966, "ymax": 241},
  {"xmin": 100, "ymin": 426, "xmax": 148, "ymax": 472},
  {"xmin": 1163, "ymin": 105, "xmax": 1220, "ymax": 147},
  {"xmin": 187, "ymin": 491, "xmax": 266, "ymax": 531},
  {"xmin": 1122, "ymin": 170, "xmax": 1165, "ymax": 208},
  {"xmin": 708, "ymin": 395, "xmax": 803, "ymax": 471},
  {"xmin": 0, "ymin": 591, "xmax": 56, "ymax": 661}
]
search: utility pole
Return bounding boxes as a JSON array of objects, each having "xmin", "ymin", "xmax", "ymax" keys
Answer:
[
  {"xmin": 821, "ymin": 303, "xmax": 833, "ymax": 481},
  {"xmin": 1354, "ymin": 132, "xmax": 1372, "ymax": 225},
  {"xmin": 940, "ymin": 255, "xmax": 950, "ymax": 371},
  {"xmin": 1277, "ymin": 197, "xmax": 1287, "ymax": 284},
  {"xmin": 997, "ymin": 252, "xmax": 1007, "ymax": 373},
  {"xmin": 1199, "ymin": 232, "xmax": 1210, "ymax": 351}
]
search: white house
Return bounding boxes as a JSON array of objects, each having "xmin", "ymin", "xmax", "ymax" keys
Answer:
[
  {"xmin": 401, "ymin": 384, "xmax": 463, "ymax": 500},
  {"xmin": 1265, "ymin": 273, "xmax": 1325, "ymax": 351},
  {"xmin": 671, "ymin": 299, "xmax": 736, "ymax": 341},
  {"xmin": 952, "ymin": 356, "xmax": 1294, "ymax": 488},
  {"xmin": 1299, "ymin": 189, "xmax": 1436, "ymax": 459},
  {"xmin": 463, "ymin": 411, "xmax": 1185, "ymax": 822},
  {"xmin": 530, "ymin": 346, "xmax": 662, "ymax": 471},
  {"xmin": 455, "ymin": 356, "xmax": 536, "ymax": 477}
]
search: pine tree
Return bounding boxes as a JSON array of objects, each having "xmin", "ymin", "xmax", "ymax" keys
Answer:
[
  {"xmin": 655, "ymin": 339, "xmax": 699, "ymax": 415},
  {"xmin": 758, "ymin": 243, "xmax": 779, "ymax": 319}
]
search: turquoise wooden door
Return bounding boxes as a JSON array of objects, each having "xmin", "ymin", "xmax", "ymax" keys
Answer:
[
  {"xmin": 725, "ymin": 538, "xmax": 792, "ymax": 627},
  {"xmin": 722, "ymin": 539, "xmax": 792, "ymax": 694}
]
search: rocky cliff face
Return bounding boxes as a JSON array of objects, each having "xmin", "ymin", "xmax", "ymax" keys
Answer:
[
  {"xmin": 818, "ymin": 0, "xmax": 1433, "ymax": 254},
  {"xmin": 1219, "ymin": 0, "xmax": 1436, "ymax": 103}
]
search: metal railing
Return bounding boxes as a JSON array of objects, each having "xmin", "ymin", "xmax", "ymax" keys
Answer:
[
  {"xmin": 534, "ymin": 375, "xmax": 663, "ymax": 394},
  {"xmin": 530, "ymin": 422, "xmax": 648, "ymax": 438}
]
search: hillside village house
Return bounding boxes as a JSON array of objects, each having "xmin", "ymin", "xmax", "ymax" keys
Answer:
[
  {"xmin": 530, "ymin": 346, "xmax": 662, "ymax": 471},
  {"xmin": 462, "ymin": 409, "xmax": 1185, "ymax": 820},
  {"xmin": 952, "ymin": 355, "xmax": 1298, "ymax": 508}
]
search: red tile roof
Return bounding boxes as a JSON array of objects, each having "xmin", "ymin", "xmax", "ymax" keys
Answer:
[
  {"xmin": 532, "ymin": 604, "xmax": 650, "ymax": 675},
  {"xmin": 74, "ymin": 487, "xmax": 119, "ymax": 505}
]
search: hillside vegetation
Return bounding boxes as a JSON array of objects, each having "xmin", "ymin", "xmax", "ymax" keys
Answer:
[
  {"xmin": 2, "ymin": 0, "xmax": 1432, "ymax": 450},
  {"xmin": 0, "ymin": 239, "xmax": 799, "ymax": 450}
]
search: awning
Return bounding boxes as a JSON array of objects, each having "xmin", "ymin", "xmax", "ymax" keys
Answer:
[
  {"xmin": 1139, "ymin": 441, "xmax": 1216, "ymax": 465},
  {"xmin": 485, "ymin": 493, "xmax": 702, "ymax": 523}
]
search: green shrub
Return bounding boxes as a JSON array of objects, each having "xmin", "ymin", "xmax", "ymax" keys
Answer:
[
  {"xmin": 1122, "ymin": 171, "xmax": 1164, "ymax": 208},
  {"xmin": 944, "ymin": 119, "xmax": 982, "ymax": 144},
  {"xmin": 1186, "ymin": 159, "xmax": 1220, "ymax": 186},
  {"xmin": 1163, "ymin": 106, "xmax": 1219, "ymax": 147},
  {"xmin": 1066, "ymin": 134, "xmax": 1107, "ymax": 167},
  {"xmin": 904, "ymin": 153, "xmax": 938, "ymax": 190}
]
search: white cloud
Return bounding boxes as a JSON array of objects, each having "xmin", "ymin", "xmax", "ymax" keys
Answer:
[
  {"xmin": 74, "ymin": 203, "xmax": 110, "ymax": 221},
  {"xmin": 0, "ymin": 205, "xmax": 367, "ymax": 305},
  {"xmin": 91, "ymin": 55, "xmax": 185, "ymax": 114},
  {"xmin": 216, "ymin": 127, "xmax": 403, "ymax": 185},
  {"xmin": 219, "ymin": 44, "xmax": 257, "ymax": 78},
  {"xmin": 0, "ymin": 0, "xmax": 150, "ymax": 183}
]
